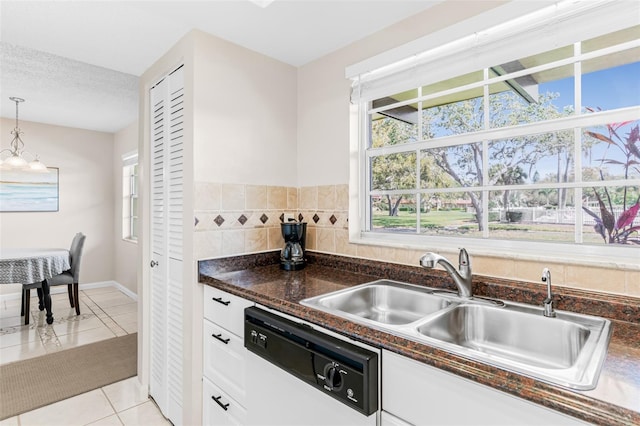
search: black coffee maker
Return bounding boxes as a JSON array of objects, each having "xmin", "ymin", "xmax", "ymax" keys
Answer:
[{"xmin": 280, "ymin": 222, "xmax": 307, "ymax": 271}]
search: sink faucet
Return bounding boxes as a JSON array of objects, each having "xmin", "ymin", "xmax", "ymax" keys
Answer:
[
  {"xmin": 541, "ymin": 268, "xmax": 556, "ymax": 318},
  {"xmin": 420, "ymin": 248, "xmax": 472, "ymax": 298}
]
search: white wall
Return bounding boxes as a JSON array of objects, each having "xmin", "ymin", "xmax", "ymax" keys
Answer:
[
  {"xmin": 113, "ymin": 121, "xmax": 139, "ymax": 295},
  {"xmin": 0, "ymin": 117, "xmax": 115, "ymax": 290}
]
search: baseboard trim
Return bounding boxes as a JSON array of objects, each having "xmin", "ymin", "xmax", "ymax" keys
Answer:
[{"xmin": 0, "ymin": 281, "xmax": 138, "ymax": 302}]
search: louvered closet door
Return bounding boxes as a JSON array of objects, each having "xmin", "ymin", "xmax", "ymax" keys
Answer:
[{"xmin": 149, "ymin": 65, "xmax": 184, "ymax": 425}]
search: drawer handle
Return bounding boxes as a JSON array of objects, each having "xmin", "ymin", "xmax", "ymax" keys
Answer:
[
  {"xmin": 212, "ymin": 395, "xmax": 229, "ymax": 411},
  {"xmin": 212, "ymin": 333, "xmax": 230, "ymax": 344},
  {"xmin": 212, "ymin": 297, "xmax": 231, "ymax": 306}
]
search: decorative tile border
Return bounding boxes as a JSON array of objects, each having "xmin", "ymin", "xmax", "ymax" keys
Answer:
[{"xmin": 194, "ymin": 183, "xmax": 349, "ymax": 259}]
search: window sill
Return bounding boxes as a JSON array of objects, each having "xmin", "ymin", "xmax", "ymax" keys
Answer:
[
  {"xmin": 350, "ymin": 231, "xmax": 640, "ymax": 272},
  {"xmin": 122, "ymin": 238, "xmax": 138, "ymax": 245}
]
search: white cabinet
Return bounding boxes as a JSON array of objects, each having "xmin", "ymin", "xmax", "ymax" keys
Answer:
[
  {"xmin": 202, "ymin": 286, "xmax": 253, "ymax": 425},
  {"xmin": 382, "ymin": 350, "xmax": 587, "ymax": 425},
  {"xmin": 203, "ymin": 377, "xmax": 247, "ymax": 426},
  {"xmin": 203, "ymin": 310, "xmax": 247, "ymax": 403},
  {"xmin": 203, "ymin": 286, "xmax": 251, "ymax": 336}
]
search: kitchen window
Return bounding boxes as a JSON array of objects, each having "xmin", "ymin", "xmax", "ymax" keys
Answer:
[
  {"xmin": 122, "ymin": 152, "xmax": 138, "ymax": 242},
  {"xmin": 349, "ymin": 1, "xmax": 640, "ymax": 265}
]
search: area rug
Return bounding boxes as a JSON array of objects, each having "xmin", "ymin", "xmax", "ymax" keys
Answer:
[{"xmin": 0, "ymin": 333, "xmax": 137, "ymax": 420}]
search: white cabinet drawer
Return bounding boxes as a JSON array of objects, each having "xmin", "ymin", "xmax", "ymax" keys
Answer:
[
  {"xmin": 382, "ymin": 350, "xmax": 586, "ymax": 425},
  {"xmin": 203, "ymin": 377, "xmax": 247, "ymax": 426},
  {"xmin": 203, "ymin": 319, "xmax": 246, "ymax": 404},
  {"xmin": 203, "ymin": 286, "xmax": 253, "ymax": 336}
]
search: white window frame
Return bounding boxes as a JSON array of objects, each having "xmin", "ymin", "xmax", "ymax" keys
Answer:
[
  {"xmin": 348, "ymin": 0, "xmax": 640, "ymax": 269},
  {"xmin": 122, "ymin": 151, "xmax": 139, "ymax": 242}
]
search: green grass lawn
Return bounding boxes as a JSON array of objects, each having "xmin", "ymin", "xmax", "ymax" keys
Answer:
[
  {"xmin": 373, "ymin": 209, "xmax": 474, "ymax": 228},
  {"xmin": 372, "ymin": 209, "xmax": 607, "ymax": 243}
]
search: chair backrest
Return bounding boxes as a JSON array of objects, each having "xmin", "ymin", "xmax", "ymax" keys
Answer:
[{"xmin": 69, "ymin": 232, "xmax": 86, "ymax": 281}]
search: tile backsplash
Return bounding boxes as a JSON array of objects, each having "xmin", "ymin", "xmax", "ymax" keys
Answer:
[
  {"xmin": 194, "ymin": 183, "xmax": 348, "ymax": 259},
  {"xmin": 194, "ymin": 182, "xmax": 639, "ymax": 297}
]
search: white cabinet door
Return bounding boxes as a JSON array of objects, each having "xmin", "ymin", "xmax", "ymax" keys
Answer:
[
  {"xmin": 382, "ymin": 350, "xmax": 587, "ymax": 425},
  {"xmin": 203, "ymin": 377, "xmax": 247, "ymax": 426},
  {"xmin": 203, "ymin": 318, "xmax": 247, "ymax": 403},
  {"xmin": 149, "ymin": 65, "xmax": 185, "ymax": 425}
]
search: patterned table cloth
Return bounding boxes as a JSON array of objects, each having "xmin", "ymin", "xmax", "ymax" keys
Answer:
[{"xmin": 0, "ymin": 248, "xmax": 70, "ymax": 284}]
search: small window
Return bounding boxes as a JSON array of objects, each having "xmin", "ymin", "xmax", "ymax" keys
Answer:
[{"xmin": 122, "ymin": 152, "xmax": 138, "ymax": 242}]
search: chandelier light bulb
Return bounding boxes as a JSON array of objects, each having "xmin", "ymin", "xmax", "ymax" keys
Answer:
[
  {"xmin": 0, "ymin": 97, "xmax": 48, "ymax": 172},
  {"xmin": 28, "ymin": 157, "xmax": 48, "ymax": 172},
  {"xmin": 4, "ymin": 153, "xmax": 28, "ymax": 168}
]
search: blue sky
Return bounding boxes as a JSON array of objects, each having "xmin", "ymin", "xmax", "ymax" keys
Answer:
[
  {"xmin": 544, "ymin": 61, "xmax": 640, "ymax": 111},
  {"xmin": 533, "ymin": 61, "xmax": 640, "ymax": 181}
]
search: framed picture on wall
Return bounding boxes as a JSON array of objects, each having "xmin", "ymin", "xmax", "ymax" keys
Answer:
[{"xmin": 0, "ymin": 167, "xmax": 59, "ymax": 212}]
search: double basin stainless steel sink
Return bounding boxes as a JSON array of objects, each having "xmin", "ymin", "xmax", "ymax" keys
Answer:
[{"xmin": 300, "ymin": 280, "xmax": 611, "ymax": 390}]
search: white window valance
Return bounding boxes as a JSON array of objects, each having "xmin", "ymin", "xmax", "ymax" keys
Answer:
[{"xmin": 348, "ymin": 0, "xmax": 640, "ymax": 103}]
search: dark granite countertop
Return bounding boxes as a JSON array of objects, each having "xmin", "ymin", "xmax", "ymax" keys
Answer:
[{"xmin": 198, "ymin": 251, "xmax": 640, "ymax": 426}]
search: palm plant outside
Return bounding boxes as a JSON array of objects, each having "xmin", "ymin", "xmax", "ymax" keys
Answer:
[{"xmin": 583, "ymin": 120, "xmax": 640, "ymax": 245}]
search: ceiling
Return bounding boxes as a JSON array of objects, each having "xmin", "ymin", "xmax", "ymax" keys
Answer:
[{"xmin": 0, "ymin": 0, "xmax": 441, "ymax": 133}]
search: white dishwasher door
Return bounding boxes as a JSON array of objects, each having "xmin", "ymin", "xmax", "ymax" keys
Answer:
[{"xmin": 245, "ymin": 349, "xmax": 378, "ymax": 426}]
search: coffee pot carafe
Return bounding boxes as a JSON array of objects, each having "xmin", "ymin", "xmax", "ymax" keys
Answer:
[{"xmin": 280, "ymin": 222, "xmax": 307, "ymax": 271}]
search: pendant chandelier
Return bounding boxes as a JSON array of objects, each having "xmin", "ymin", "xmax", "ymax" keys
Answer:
[{"xmin": 0, "ymin": 97, "xmax": 48, "ymax": 172}]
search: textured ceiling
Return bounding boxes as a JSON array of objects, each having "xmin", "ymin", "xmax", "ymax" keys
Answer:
[
  {"xmin": 1, "ymin": 43, "xmax": 139, "ymax": 133},
  {"xmin": 0, "ymin": 0, "xmax": 441, "ymax": 133}
]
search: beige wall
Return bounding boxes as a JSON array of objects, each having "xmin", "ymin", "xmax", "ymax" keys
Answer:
[
  {"xmin": 296, "ymin": 1, "xmax": 507, "ymax": 186},
  {"xmin": 113, "ymin": 121, "xmax": 139, "ymax": 294},
  {"xmin": 0, "ymin": 118, "xmax": 115, "ymax": 290},
  {"xmin": 192, "ymin": 30, "xmax": 298, "ymax": 185},
  {"xmin": 191, "ymin": 29, "xmax": 298, "ymax": 260}
]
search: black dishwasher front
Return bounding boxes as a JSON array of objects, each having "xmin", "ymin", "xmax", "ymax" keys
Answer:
[{"xmin": 244, "ymin": 306, "xmax": 378, "ymax": 416}]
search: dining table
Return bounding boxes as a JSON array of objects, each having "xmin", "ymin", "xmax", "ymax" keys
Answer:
[{"xmin": 0, "ymin": 248, "xmax": 71, "ymax": 325}]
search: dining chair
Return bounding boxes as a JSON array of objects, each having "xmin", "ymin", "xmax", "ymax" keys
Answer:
[{"xmin": 21, "ymin": 233, "xmax": 86, "ymax": 324}]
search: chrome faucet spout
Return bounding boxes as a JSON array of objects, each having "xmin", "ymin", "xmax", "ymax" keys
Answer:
[
  {"xmin": 541, "ymin": 267, "xmax": 556, "ymax": 318},
  {"xmin": 420, "ymin": 249, "xmax": 473, "ymax": 298}
]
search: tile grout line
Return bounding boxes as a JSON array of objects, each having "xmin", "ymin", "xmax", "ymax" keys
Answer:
[
  {"xmin": 82, "ymin": 293, "xmax": 122, "ymax": 338},
  {"xmin": 84, "ymin": 292, "xmax": 131, "ymax": 336},
  {"xmin": 86, "ymin": 387, "xmax": 120, "ymax": 426}
]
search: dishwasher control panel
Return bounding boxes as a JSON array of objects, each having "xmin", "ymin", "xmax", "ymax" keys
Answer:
[{"xmin": 244, "ymin": 306, "xmax": 378, "ymax": 415}]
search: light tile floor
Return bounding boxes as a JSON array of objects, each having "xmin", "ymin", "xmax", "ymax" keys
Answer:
[
  {"xmin": 0, "ymin": 286, "xmax": 137, "ymax": 365},
  {"xmin": 0, "ymin": 376, "xmax": 171, "ymax": 426},
  {"xmin": 0, "ymin": 287, "xmax": 169, "ymax": 425}
]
